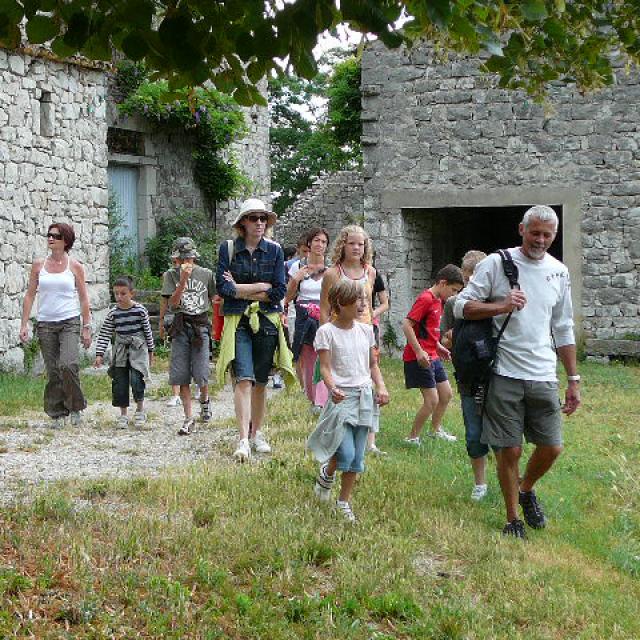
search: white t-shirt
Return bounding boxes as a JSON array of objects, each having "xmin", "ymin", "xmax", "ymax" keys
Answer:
[
  {"xmin": 288, "ymin": 261, "xmax": 324, "ymax": 303},
  {"xmin": 454, "ymin": 247, "xmax": 574, "ymax": 381},
  {"xmin": 314, "ymin": 321, "xmax": 375, "ymax": 387}
]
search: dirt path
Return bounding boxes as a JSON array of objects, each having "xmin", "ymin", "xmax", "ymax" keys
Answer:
[{"xmin": 0, "ymin": 370, "xmax": 279, "ymax": 502}]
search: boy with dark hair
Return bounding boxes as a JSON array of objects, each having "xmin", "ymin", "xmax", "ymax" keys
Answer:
[
  {"xmin": 94, "ymin": 275, "xmax": 155, "ymax": 428},
  {"xmin": 402, "ymin": 264, "xmax": 464, "ymax": 444}
]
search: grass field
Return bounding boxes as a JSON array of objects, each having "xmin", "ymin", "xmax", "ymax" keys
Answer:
[{"xmin": 0, "ymin": 359, "xmax": 638, "ymax": 638}]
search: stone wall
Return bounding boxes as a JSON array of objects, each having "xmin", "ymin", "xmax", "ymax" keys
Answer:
[
  {"xmin": 0, "ymin": 49, "xmax": 110, "ymax": 371},
  {"xmin": 362, "ymin": 41, "xmax": 640, "ymax": 346},
  {"xmin": 107, "ymin": 78, "xmax": 271, "ymax": 249},
  {"xmin": 277, "ymin": 170, "xmax": 364, "ymax": 249}
]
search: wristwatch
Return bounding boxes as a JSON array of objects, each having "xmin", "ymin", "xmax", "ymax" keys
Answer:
[{"xmin": 567, "ymin": 374, "xmax": 581, "ymax": 382}]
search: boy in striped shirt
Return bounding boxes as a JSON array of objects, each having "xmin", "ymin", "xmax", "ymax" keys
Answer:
[{"xmin": 94, "ymin": 276, "xmax": 155, "ymax": 428}]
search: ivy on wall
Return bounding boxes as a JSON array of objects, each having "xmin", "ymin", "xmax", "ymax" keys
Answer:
[{"xmin": 115, "ymin": 61, "xmax": 251, "ymax": 206}]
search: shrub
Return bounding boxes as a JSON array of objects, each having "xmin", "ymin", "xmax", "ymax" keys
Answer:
[{"xmin": 144, "ymin": 209, "xmax": 218, "ymax": 277}]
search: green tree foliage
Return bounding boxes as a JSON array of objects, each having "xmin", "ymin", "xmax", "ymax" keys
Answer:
[
  {"xmin": 3, "ymin": 0, "xmax": 639, "ymax": 102},
  {"xmin": 116, "ymin": 62, "xmax": 249, "ymax": 206},
  {"xmin": 270, "ymin": 55, "xmax": 362, "ymax": 215}
]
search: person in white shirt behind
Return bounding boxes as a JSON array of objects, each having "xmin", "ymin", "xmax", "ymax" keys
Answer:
[{"xmin": 454, "ymin": 205, "xmax": 581, "ymax": 539}]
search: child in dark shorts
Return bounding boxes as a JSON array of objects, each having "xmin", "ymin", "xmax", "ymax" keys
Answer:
[{"xmin": 402, "ymin": 264, "xmax": 464, "ymax": 445}]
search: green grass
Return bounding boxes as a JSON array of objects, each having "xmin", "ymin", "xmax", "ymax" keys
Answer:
[{"xmin": 0, "ymin": 359, "xmax": 638, "ymax": 638}]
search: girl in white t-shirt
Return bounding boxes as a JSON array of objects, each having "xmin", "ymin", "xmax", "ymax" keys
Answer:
[{"xmin": 307, "ymin": 280, "xmax": 389, "ymax": 523}]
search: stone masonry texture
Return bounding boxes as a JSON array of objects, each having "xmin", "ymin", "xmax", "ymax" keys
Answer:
[{"xmin": 361, "ymin": 41, "xmax": 640, "ymax": 348}]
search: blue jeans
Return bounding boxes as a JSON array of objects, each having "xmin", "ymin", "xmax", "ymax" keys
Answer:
[
  {"xmin": 335, "ymin": 424, "xmax": 369, "ymax": 473},
  {"xmin": 232, "ymin": 315, "xmax": 278, "ymax": 385},
  {"xmin": 461, "ymin": 394, "xmax": 489, "ymax": 459}
]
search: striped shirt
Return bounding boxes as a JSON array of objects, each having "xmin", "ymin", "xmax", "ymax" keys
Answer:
[{"xmin": 95, "ymin": 302, "xmax": 155, "ymax": 357}]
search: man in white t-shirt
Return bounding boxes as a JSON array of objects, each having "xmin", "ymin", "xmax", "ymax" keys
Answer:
[{"xmin": 454, "ymin": 205, "xmax": 581, "ymax": 539}]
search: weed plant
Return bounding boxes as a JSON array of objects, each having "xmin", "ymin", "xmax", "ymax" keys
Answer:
[{"xmin": 0, "ymin": 360, "xmax": 638, "ymax": 637}]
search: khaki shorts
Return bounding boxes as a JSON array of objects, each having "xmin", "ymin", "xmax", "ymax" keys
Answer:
[{"xmin": 482, "ymin": 374, "xmax": 563, "ymax": 449}]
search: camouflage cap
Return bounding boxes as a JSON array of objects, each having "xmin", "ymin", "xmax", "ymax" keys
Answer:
[{"xmin": 171, "ymin": 237, "xmax": 200, "ymax": 259}]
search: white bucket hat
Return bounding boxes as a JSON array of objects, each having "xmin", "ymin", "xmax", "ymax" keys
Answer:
[{"xmin": 232, "ymin": 198, "xmax": 277, "ymax": 230}]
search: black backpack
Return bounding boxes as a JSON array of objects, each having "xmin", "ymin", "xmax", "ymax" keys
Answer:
[{"xmin": 451, "ymin": 250, "xmax": 519, "ymax": 388}]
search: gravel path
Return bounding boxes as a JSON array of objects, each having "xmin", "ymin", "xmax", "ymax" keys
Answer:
[{"xmin": 0, "ymin": 370, "xmax": 277, "ymax": 502}]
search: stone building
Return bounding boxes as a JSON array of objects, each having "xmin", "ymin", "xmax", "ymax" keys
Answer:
[
  {"xmin": 0, "ymin": 47, "xmax": 269, "ymax": 371},
  {"xmin": 361, "ymin": 41, "xmax": 640, "ymax": 355}
]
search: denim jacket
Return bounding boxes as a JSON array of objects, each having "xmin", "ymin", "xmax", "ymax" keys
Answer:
[{"xmin": 216, "ymin": 237, "xmax": 286, "ymax": 315}]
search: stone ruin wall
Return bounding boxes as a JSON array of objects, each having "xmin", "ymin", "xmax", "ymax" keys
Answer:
[
  {"xmin": 277, "ymin": 170, "xmax": 364, "ymax": 251},
  {"xmin": 0, "ymin": 49, "xmax": 110, "ymax": 371},
  {"xmin": 361, "ymin": 41, "xmax": 640, "ymax": 351}
]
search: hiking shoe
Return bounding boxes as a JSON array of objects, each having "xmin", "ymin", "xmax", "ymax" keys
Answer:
[
  {"xmin": 335, "ymin": 500, "xmax": 356, "ymax": 523},
  {"xmin": 428, "ymin": 428, "xmax": 457, "ymax": 442},
  {"xmin": 200, "ymin": 398, "xmax": 212, "ymax": 422},
  {"xmin": 250, "ymin": 431, "xmax": 271, "ymax": 454},
  {"xmin": 502, "ymin": 519, "xmax": 527, "ymax": 539},
  {"xmin": 272, "ymin": 373, "xmax": 284, "ymax": 389},
  {"xmin": 116, "ymin": 415, "xmax": 129, "ymax": 429},
  {"xmin": 69, "ymin": 411, "xmax": 83, "ymax": 427},
  {"xmin": 233, "ymin": 438, "xmax": 251, "ymax": 462},
  {"xmin": 133, "ymin": 412, "xmax": 146, "ymax": 428},
  {"xmin": 314, "ymin": 463, "xmax": 336, "ymax": 502},
  {"xmin": 166, "ymin": 396, "xmax": 182, "ymax": 407},
  {"xmin": 519, "ymin": 490, "xmax": 547, "ymax": 529},
  {"xmin": 404, "ymin": 436, "xmax": 421, "ymax": 446},
  {"xmin": 471, "ymin": 484, "xmax": 488, "ymax": 501},
  {"xmin": 178, "ymin": 417, "xmax": 195, "ymax": 436},
  {"xmin": 49, "ymin": 417, "xmax": 64, "ymax": 429},
  {"xmin": 367, "ymin": 444, "xmax": 388, "ymax": 456}
]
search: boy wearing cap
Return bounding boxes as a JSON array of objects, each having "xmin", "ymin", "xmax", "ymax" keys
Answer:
[{"xmin": 162, "ymin": 237, "xmax": 216, "ymax": 435}]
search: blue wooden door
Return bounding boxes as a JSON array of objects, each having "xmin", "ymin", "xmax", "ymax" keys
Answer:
[{"xmin": 108, "ymin": 165, "xmax": 139, "ymax": 256}]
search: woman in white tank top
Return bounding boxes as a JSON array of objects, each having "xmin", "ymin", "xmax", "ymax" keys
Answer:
[{"xmin": 20, "ymin": 222, "xmax": 92, "ymax": 427}]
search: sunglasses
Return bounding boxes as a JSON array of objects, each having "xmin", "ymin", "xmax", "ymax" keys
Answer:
[
  {"xmin": 245, "ymin": 214, "xmax": 268, "ymax": 223},
  {"xmin": 47, "ymin": 232, "xmax": 63, "ymax": 240}
]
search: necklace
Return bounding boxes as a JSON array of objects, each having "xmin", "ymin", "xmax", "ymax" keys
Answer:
[{"xmin": 49, "ymin": 254, "xmax": 65, "ymax": 266}]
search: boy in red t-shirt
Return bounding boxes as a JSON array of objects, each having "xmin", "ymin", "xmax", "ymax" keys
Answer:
[{"xmin": 402, "ymin": 264, "xmax": 464, "ymax": 444}]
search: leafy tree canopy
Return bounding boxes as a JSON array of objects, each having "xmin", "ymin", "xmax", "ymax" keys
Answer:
[
  {"xmin": 2, "ymin": 0, "xmax": 639, "ymax": 103},
  {"xmin": 270, "ymin": 53, "xmax": 361, "ymax": 214}
]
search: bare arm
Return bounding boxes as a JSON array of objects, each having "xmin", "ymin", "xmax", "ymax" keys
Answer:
[
  {"xmin": 285, "ymin": 264, "xmax": 309, "ymax": 305},
  {"xmin": 318, "ymin": 348, "xmax": 345, "ymax": 403},
  {"xmin": 402, "ymin": 318, "xmax": 430, "ymax": 368},
  {"xmin": 319, "ymin": 268, "xmax": 339, "ymax": 325},
  {"xmin": 159, "ymin": 297, "xmax": 168, "ymax": 340},
  {"xmin": 462, "ymin": 290, "xmax": 527, "ymax": 320},
  {"xmin": 557, "ymin": 343, "xmax": 581, "ymax": 416},
  {"xmin": 370, "ymin": 348, "xmax": 389, "ymax": 405},
  {"xmin": 71, "ymin": 259, "xmax": 92, "ymax": 348},
  {"xmin": 372, "ymin": 289, "xmax": 389, "ymax": 321},
  {"xmin": 20, "ymin": 259, "xmax": 43, "ymax": 342}
]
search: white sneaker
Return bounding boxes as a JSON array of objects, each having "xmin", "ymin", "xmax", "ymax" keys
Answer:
[
  {"xmin": 69, "ymin": 411, "xmax": 83, "ymax": 427},
  {"xmin": 367, "ymin": 444, "xmax": 388, "ymax": 456},
  {"xmin": 250, "ymin": 431, "xmax": 271, "ymax": 454},
  {"xmin": 471, "ymin": 484, "xmax": 488, "ymax": 501},
  {"xmin": 117, "ymin": 415, "xmax": 129, "ymax": 429},
  {"xmin": 335, "ymin": 500, "xmax": 356, "ymax": 523},
  {"xmin": 133, "ymin": 412, "xmax": 146, "ymax": 428},
  {"xmin": 404, "ymin": 436, "xmax": 421, "ymax": 446},
  {"xmin": 233, "ymin": 438, "xmax": 251, "ymax": 462},
  {"xmin": 166, "ymin": 396, "xmax": 182, "ymax": 407},
  {"xmin": 272, "ymin": 373, "xmax": 284, "ymax": 389},
  {"xmin": 429, "ymin": 428, "xmax": 457, "ymax": 442},
  {"xmin": 313, "ymin": 463, "xmax": 335, "ymax": 502}
]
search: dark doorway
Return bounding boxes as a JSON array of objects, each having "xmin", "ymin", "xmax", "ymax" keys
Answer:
[{"xmin": 428, "ymin": 205, "xmax": 563, "ymax": 278}]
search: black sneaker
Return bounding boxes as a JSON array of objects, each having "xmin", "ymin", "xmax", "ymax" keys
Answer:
[
  {"xmin": 502, "ymin": 519, "xmax": 526, "ymax": 539},
  {"xmin": 178, "ymin": 417, "xmax": 195, "ymax": 436},
  {"xmin": 519, "ymin": 490, "xmax": 547, "ymax": 529}
]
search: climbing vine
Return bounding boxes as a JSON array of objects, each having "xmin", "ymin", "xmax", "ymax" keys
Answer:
[{"xmin": 115, "ymin": 62, "xmax": 250, "ymax": 206}]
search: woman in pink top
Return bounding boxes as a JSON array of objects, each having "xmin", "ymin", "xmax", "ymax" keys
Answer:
[{"xmin": 20, "ymin": 222, "xmax": 92, "ymax": 428}]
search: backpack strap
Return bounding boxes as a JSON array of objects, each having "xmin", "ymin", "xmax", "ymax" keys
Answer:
[
  {"xmin": 226, "ymin": 239, "xmax": 235, "ymax": 264},
  {"xmin": 492, "ymin": 250, "xmax": 519, "ymax": 349}
]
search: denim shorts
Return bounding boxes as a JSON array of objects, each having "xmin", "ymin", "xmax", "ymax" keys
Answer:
[
  {"xmin": 232, "ymin": 315, "xmax": 278, "ymax": 385},
  {"xmin": 335, "ymin": 423, "xmax": 369, "ymax": 473},
  {"xmin": 404, "ymin": 358, "xmax": 448, "ymax": 389},
  {"xmin": 461, "ymin": 394, "xmax": 489, "ymax": 459}
]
